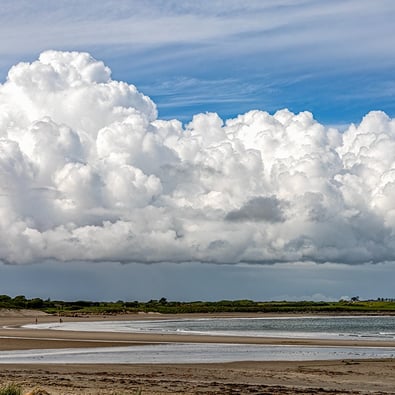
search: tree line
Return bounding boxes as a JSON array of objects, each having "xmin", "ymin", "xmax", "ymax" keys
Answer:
[{"xmin": 1, "ymin": 294, "xmax": 395, "ymax": 315}]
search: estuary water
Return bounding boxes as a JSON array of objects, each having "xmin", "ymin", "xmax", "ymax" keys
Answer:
[
  {"xmin": 3, "ymin": 315, "xmax": 394, "ymax": 364},
  {"xmin": 1, "ymin": 343, "xmax": 395, "ymax": 364},
  {"xmin": 25, "ymin": 315, "xmax": 395, "ymax": 341}
]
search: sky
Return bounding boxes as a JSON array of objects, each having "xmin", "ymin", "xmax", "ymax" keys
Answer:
[{"xmin": 0, "ymin": 1, "xmax": 395, "ymax": 302}]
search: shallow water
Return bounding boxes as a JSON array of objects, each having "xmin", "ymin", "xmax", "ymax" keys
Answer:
[
  {"xmin": 1, "ymin": 343, "xmax": 395, "ymax": 364},
  {"xmin": 14, "ymin": 316, "xmax": 395, "ymax": 363},
  {"xmin": 25, "ymin": 315, "xmax": 395, "ymax": 341}
]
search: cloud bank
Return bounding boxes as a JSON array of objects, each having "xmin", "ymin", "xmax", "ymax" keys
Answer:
[{"xmin": 1, "ymin": 51, "xmax": 395, "ymax": 265}]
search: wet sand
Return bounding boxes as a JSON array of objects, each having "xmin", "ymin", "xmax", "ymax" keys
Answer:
[{"xmin": 0, "ymin": 310, "xmax": 394, "ymax": 394}]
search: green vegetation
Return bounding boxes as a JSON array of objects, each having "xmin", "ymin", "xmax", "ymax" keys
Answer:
[
  {"xmin": 0, "ymin": 384, "xmax": 21, "ymax": 395},
  {"xmin": 1, "ymin": 294, "xmax": 395, "ymax": 315}
]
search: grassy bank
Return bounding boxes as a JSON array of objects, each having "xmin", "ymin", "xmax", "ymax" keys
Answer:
[{"xmin": 1, "ymin": 294, "xmax": 395, "ymax": 316}]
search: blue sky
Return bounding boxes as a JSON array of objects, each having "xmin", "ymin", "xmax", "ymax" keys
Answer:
[
  {"xmin": 1, "ymin": 0, "xmax": 394, "ymax": 124},
  {"xmin": 1, "ymin": 1, "xmax": 395, "ymax": 302}
]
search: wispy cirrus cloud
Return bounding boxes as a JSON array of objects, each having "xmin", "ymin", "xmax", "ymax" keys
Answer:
[
  {"xmin": 1, "ymin": 1, "xmax": 394, "ymax": 65},
  {"xmin": 142, "ymin": 77, "xmax": 262, "ymax": 120},
  {"xmin": 0, "ymin": 1, "xmax": 394, "ymax": 124}
]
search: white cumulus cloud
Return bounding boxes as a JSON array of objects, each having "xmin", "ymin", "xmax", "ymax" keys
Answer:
[{"xmin": 0, "ymin": 50, "xmax": 395, "ymax": 265}]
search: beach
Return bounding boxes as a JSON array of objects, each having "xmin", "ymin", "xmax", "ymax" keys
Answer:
[{"xmin": 1, "ymin": 310, "xmax": 395, "ymax": 394}]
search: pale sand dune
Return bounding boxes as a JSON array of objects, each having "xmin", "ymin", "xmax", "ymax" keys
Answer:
[{"xmin": 0, "ymin": 312, "xmax": 394, "ymax": 394}]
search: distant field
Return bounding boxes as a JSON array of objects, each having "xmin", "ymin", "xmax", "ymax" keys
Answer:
[{"xmin": 1, "ymin": 295, "xmax": 395, "ymax": 315}]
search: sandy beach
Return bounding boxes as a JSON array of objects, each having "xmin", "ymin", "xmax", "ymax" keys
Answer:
[{"xmin": 1, "ymin": 310, "xmax": 395, "ymax": 394}]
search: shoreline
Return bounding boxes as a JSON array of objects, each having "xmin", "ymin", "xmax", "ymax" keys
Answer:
[
  {"xmin": 2, "ymin": 311, "xmax": 395, "ymax": 350},
  {"xmin": 1, "ymin": 311, "xmax": 395, "ymax": 394},
  {"xmin": 1, "ymin": 311, "xmax": 395, "ymax": 350}
]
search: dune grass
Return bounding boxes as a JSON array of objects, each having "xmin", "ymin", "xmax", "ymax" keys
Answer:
[{"xmin": 0, "ymin": 384, "xmax": 21, "ymax": 395}]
